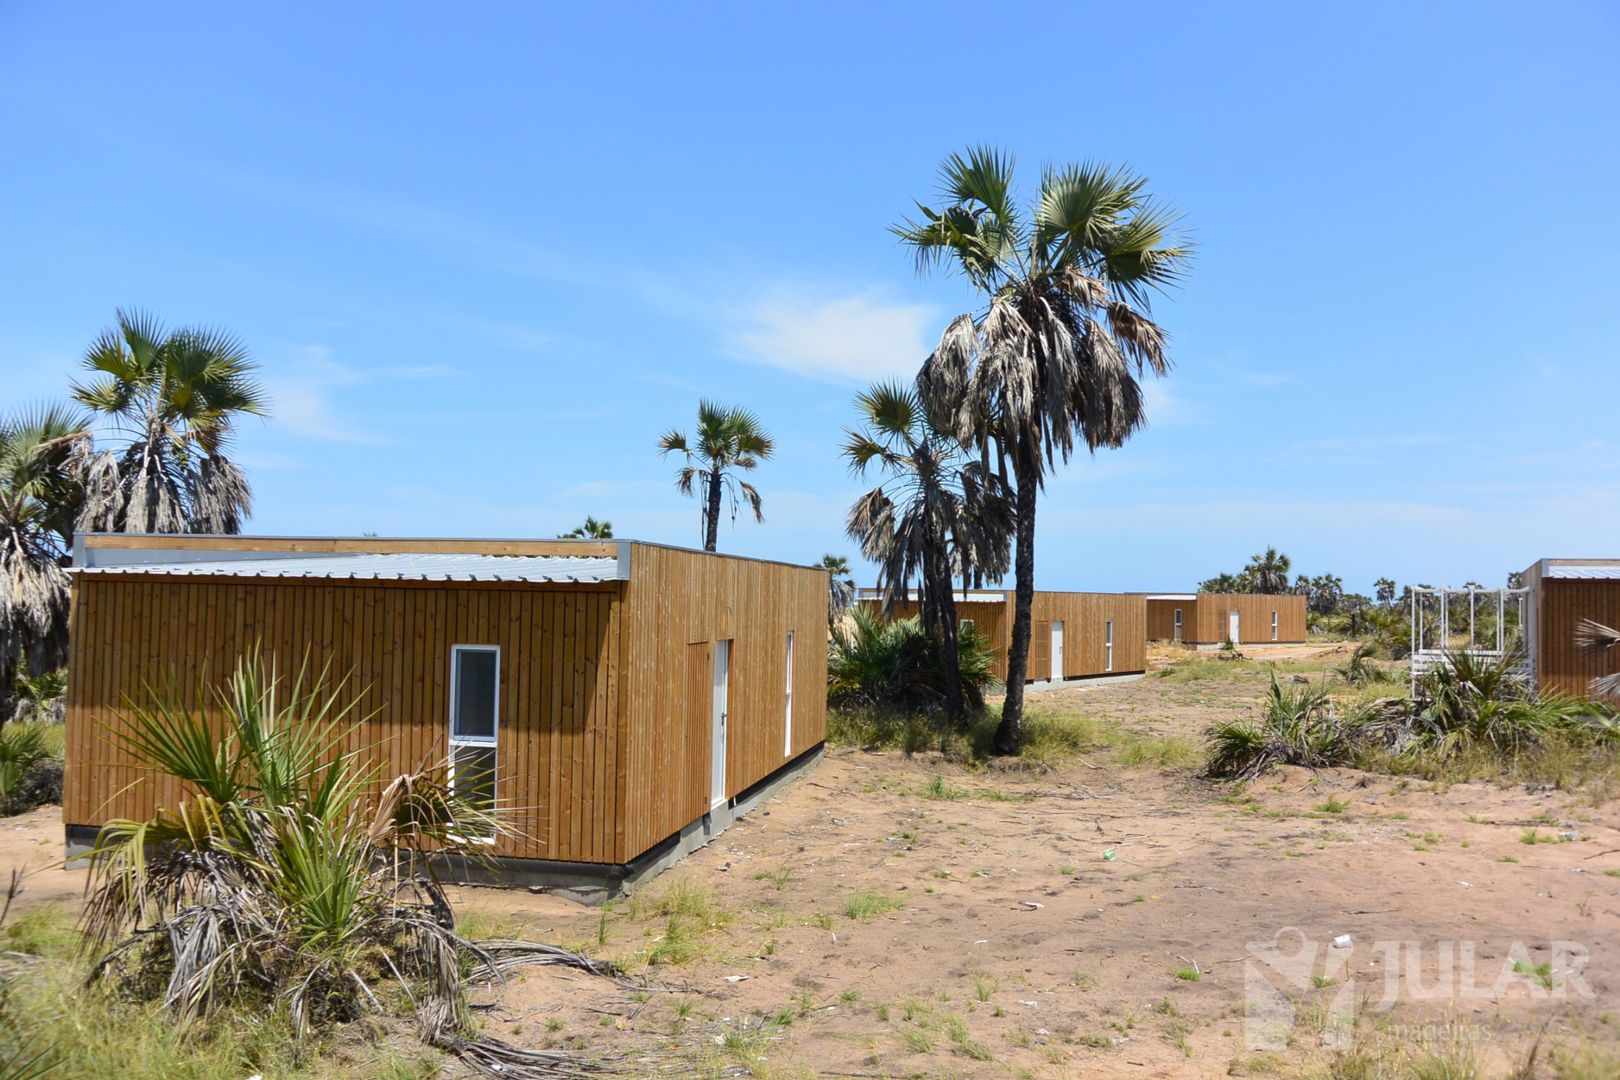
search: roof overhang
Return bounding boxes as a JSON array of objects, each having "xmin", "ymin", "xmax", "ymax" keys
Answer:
[{"xmin": 70, "ymin": 552, "xmax": 624, "ymax": 584}]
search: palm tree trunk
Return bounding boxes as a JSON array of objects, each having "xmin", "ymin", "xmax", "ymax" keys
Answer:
[
  {"xmin": 934, "ymin": 558, "xmax": 964, "ymax": 726},
  {"xmin": 704, "ymin": 466, "xmax": 722, "ymax": 552},
  {"xmin": 995, "ymin": 455, "xmax": 1038, "ymax": 754}
]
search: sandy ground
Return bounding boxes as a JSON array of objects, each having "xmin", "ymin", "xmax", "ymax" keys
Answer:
[{"xmin": 6, "ymin": 644, "xmax": 1619, "ymax": 1078}]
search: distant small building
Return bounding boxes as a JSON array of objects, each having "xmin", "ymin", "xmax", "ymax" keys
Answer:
[
  {"xmin": 857, "ymin": 588, "xmax": 1145, "ymax": 684},
  {"xmin": 1145, "ymin": 593, "xmax": 1307, "ymax": 645},
  {"xmin": 1521, "ymin": 558, "xmax": 1620, "ymax": 699}
]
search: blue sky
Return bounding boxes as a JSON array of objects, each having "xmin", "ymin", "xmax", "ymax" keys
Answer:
[{"xmin": 3, "ymin": 1, "xmax": 1617, "ymax": 594}]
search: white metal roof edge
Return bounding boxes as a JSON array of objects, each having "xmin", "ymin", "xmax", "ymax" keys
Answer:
[{"xmin": 70, "ymin": 552, "xmax": 625, "ymax": 584}]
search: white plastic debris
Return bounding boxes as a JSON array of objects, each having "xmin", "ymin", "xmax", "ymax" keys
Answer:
[
  {"xmin": 1022, "ymin": 901, "xmax": 1045, "ymax": 910},
  {"xmin": 724, "ymin": 975, "xmax": 749, "ymax": 983},
  {"xmin": 1332, "ymin": 934, "xmax": 1353, "ymax": 949}
]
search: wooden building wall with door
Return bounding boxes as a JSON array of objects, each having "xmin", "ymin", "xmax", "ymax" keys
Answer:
[
  {"xmin": 1194, "ymin": 594, "xmax": 1306, "ymax": 644},
  {"xmin": 859, "ymin": 589, "xmax": 1145, "ymax": 684},
  {"xmin": 1026, "ymin": 592, "xmax": 1146, "ymax": 680},
  {"xmin": 1522, "ymin": 559, "xmax": 1620, "ymax": 700},
  {"xmin": 1147, "ymin": 593, "xmax": 1306, "ymax": 644},
  {"xmin": 63, "ymin": 535, "xmax": 826, "ymax": 872}
]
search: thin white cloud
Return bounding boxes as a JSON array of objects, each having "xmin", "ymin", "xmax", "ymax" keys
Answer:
[
  {"xmin": 727, "ymin": 291, "xmax": 941, "ymax": 383},
  {"xmin": 260, "ymin": 346, "xmax": 454, "ymax": 444}
]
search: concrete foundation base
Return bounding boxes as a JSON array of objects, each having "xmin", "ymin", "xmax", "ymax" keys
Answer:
[
  {"xmin": 1023, "ymin": 671, "xmax": 1146, "ymax": 693},
  {"xmin": 64, "ymin": 742, "xmax": 827, "ymax": 907}
]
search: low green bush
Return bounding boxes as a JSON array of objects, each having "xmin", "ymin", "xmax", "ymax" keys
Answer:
[{"xmin": 828, "ymin": 608, "xmax": 1000, "ymax": 713}]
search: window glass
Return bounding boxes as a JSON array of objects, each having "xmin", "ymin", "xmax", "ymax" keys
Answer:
[{"xmin": 453, "ymin": 649, "xmax": 497, "ymax": 739}]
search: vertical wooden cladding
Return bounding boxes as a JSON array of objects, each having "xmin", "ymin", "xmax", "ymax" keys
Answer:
[
  {"xmin": 1193, "ymin": 594, "xmax": 1306, "ymax": 644},
  {"xmin": 862, "ymin": 592, "xmax": 1145, "ymax": 681},
  {"xmin": 1027, "ymin": 593, "xmax": 1147, "ymax": 678},
  {"xmin": 616, "ymin": 544, "xmax": 827, "ymax": 861},
  {"xmin": 1145, "ymin": 598, "xmax": 1193, "ymax": 642},
  {"xmin": 64, "ymin": 576, "xmax": 621, "ymax": 864},
  {"xmin": 1535, "ymin": 579, "xmax": 1620, "ymax": 699}
]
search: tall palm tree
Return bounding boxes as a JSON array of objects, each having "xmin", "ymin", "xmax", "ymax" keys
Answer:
[
  {"xmin": 843, "ymin": 381, "xmax": 1012, "ymax": 722},
  {"xmin": 1374, "ymin": 578, "xmax": 1397, "ymax": 607},
  {"xmin": 558, "ymin": 515, "xmax": 613, "ymax": 539},
  {"xmin": 818, "ymin": 553, "xmax": 858, "ymax": 630},
  {"xmin": 72, "ymin": 309, "xmax": 266, "ymax": 535},
  {"xmin": 898, "ymin": 148, "xmax": 1189, "ymax": 752},
  {"xmin": 658, "ymin": 401, "xmax": 774, "ymax": 552},
  {"xmin": 1245, "ymin": 547, "xmax": 1292, "ymax": 594},
  {"xmin": 0, "ymin": 404, "xmax": 91, "ymax": 720}
]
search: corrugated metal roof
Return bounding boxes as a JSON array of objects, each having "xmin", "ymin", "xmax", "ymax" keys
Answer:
[
  {"xmin": 1544, "ymin": 564, "xmax": 1620, "ymax": 580},
  {"xmin": 72, "ymin": 553, "xmax": 622, "ymax": 583}
]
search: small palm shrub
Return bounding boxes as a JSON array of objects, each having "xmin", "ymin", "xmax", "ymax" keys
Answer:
[
  {"xmin": 0, "ymin": 722, "xmax": 61, "ymax": 815},
  {"xmin": 1335, "ymin": 641, "xmax": 1397, "ymax": 686},
  {"xmin": 1205, "ymin": 672, "xmax": 1360, "ymax": 778},
  {"xmin": 828, "ymin": 607, "xmax": 1000, "ymax": 713},
  {"xmin": 8, "ymin": 669, "xmax": 66, "ymax": 725},
  {"xmin": 82, "ymin": 651, "xmax": 618, "ymax": 1076}
]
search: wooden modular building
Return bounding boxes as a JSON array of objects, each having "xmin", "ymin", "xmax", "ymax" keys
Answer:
[
  {"xmin": 1521, "ymin": 558, "xmax": 1620, "ymax": 700},
  {"xmin": 1145, "ymin": 593, "xmax": 1307, "ymax": 645},
  {"xmin": 857, "ymin": 589, "xmax": 1145, "ymax": 683},
  {"xmin": 64, "ymin": 535, "xmax": 827, "ymax": 896}
]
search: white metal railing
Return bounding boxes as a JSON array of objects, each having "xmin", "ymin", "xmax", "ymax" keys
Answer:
[{"xmin": 1409, "ymin": 587, "xmax": 1534, "ymax": 697}]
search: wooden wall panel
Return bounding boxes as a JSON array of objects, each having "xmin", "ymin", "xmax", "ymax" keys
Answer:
[
  {"xmin": 1027, "ymin": 593, "xmax": 1147, "ymax": 679},
  {"xmin": 1192, "ymin": 594, "xmax": 1307, "ymax": 644},
  {"xmin": 63, "ymin": 577, "xmax": 621, "ymax": 864},
  {"xmin": 617, "ymin": 545, "xmax": 827, "ymax": 860},
  {"xmin": 1536, "ymin": 580, "xmax": 1620, "ymax": 699},
  {"xmin": 1146, "ymin": 598, "xmax": 1195, "ymax": 642}
]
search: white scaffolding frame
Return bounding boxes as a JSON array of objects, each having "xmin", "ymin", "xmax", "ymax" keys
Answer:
[{"xmin": 1409, "ymin": 586, "xmax": 1533, "ymax": 697}]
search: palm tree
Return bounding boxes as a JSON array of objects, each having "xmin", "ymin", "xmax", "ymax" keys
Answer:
[
  {"xmin": 1375, "ymin": 578, "xmax": 1397, "ymax": 606},
  {"xmin": 818, "ymin": 553, "xmax": 857, "ymax": 630},
  {"xmin": 1245, "ymin": 547, "xmax": 1292, "ymax": 594},
  {"xmin": 72, "ymin": 309, "xmax": 266, "ymax": 535},
  {"xmin": 558, "ymin": 515, "xmax": 613, "ymax": 539},
  {"xmin": 658, "ymin": 401, "xmax": 774, "ymax": 552},
  {"xmin": 0, "ymin": 405, "xmax": 91, "ymax": 720},
  {"xmin": 1575, "ymin": 620, "xmax": 1620, "ymax": 698},
  {"xmin": 843, "ymin": 381, "xmax": 1012, "ymax": 722},
  {"xmin": 898, "ymin": 148, "xmax": 1189, "ymax": 752}
]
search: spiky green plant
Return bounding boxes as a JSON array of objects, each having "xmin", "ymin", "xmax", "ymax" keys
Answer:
[
  {"xmin": 829, "ymin": 607, "xmax": 1000, "ymax": 715},
  {"xmin": 1204, "ymin": 671, "xmax": 1356, "ymax": 778},
  {"xmin": 82, "ymin": 651, "xmax": 617, "ymax": 1077},
  {"xmin": 1335, "ymin": 640, "xmax": 1396, "ymax": 687}
]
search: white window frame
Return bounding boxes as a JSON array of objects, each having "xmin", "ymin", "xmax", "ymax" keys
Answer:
[
  {"xmin": 1271, "ymin": 610, "xmax": 1279, "ymax": 641},
  {"xmin": 961, "ymin": 618, "xmax": 975, "ymax": 632},
  {"xmin": 1172, "ymin": 608, "xmax": 1182, "ymax": 643},
  {"xmin": 1105, "ymin": 619, "xmax": 1114, "ymax": 672},
  {"xmin": 449, "ymin": 644, "xmax": 500, "ymax": 842},
  {"xmin": 783, "ymin": 631, "xmax": 794, "ymax": 758}
]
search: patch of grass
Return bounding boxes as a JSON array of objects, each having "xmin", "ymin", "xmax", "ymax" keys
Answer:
[
  {"xmin": 1521, "ymin": 828, "xmax": 1571, "ymax": 845},
  {"xmin": 1498, "ymin": 854, "xmax": 1520, "ymax": 863},
  {"xmin": 1115, "ymin": 731, "xmax": 1200, "ymax": 769},
  {"xmin": 1058, "ymin": 864, "xmax": 1077, "ymax": 876},
  {"xmin": 751, "ymin": 863, "xmax": 794, "ymax": 890},
  {"xmin": 1169, "ymin": 965, "xmax": 1200, "ymax": 982},
  {"xmin": 1315, "ymin": 796, "xmax": 1350, "ymax": 814},
  {"xmin": 842, "ymin": 888, "xmax": 903, "ymax": 923},
  {"xmin": 1078, "ymin": 1032, "xmax": 1113, "ymax": 1048},
  {"xmin": 0, "ymin": 955, "xmax": 322, "ymax": 1080},
  {"xmin": 1513, "ymin": 958, "xmax": 1555, "ymax": 989},
  {"xmin": 626, "ymin": 881, "xmax": 734, "ymax": 967}
]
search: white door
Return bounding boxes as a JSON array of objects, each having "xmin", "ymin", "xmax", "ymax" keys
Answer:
[
  {"xmin": 1051, "ymin": 621, "xmax": 1065, "ymax": 680},
  {"xmin": 1173, "ymin": 609, "xmax": 1182, "ymax": 643},
  {"xmin": 1228, "ymin": 610, "xmax": 1241, "ymax": 643},
  {"xmin": 711, "ymin": 640, "xmax": 730, "ymax": 808}
]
